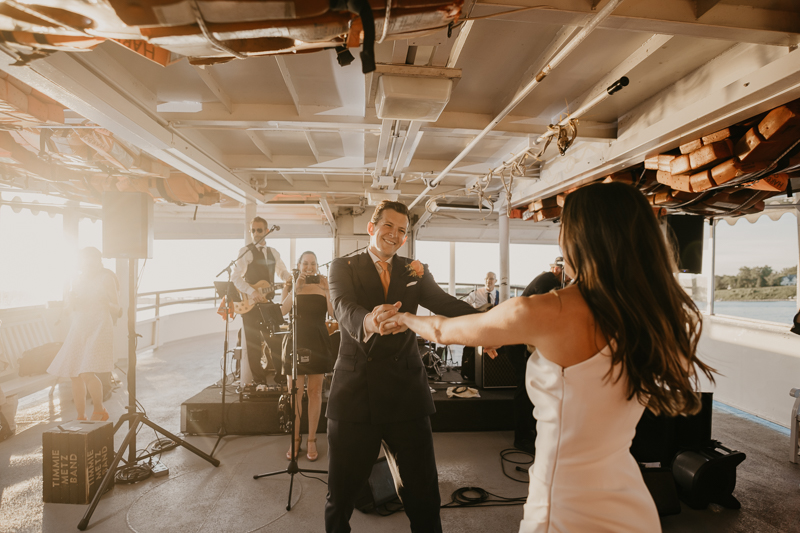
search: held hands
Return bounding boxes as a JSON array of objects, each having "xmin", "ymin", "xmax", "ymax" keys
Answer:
[
  {"xmin": 483, "ymin": 346, "xmax": 500, "ymax": 359},
  {"xmin": 365, "ymin": 302, "xmax": 407, "ymax": 336},
  {"xmin": 376, "ymin": 304, "xmax": 408, "ymax": 336}
]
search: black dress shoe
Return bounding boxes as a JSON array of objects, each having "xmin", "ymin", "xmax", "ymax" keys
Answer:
[{"xmin": 514, "ymin": 437, "xmax": 536, "ymax": 455}]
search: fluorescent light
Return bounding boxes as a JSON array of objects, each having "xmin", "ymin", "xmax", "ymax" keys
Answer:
[{"xmin": 157, "ymin": 101, "xmax": 203, "ymax": 113}]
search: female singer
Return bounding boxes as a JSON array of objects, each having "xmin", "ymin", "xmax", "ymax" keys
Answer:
[
  {"xmin": 281, "ymin": 251, "xmax": 335, "ymax": 461},
  {"xmin": 48, "ymin": 247, "xmax": 119, "ymax": 422},
  {"xmin": 384, "ymin": 182, "xmax": 715, "ymax": 532}
]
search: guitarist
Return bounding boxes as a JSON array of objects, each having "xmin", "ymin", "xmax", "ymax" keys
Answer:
[
  {"xmin": 463, "ymin": 271, "xmax": 499, "ymax": 310},
  {"xmin": 232, "ymin": 216, "xmax": 291, "ymax": 385}
]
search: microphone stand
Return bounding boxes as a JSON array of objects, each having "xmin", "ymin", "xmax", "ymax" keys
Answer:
[
  {"xmin": 317, "ymin": 244, "xmax": 367, "ymax": 270},
  {"xmin": 253, "ymin": 269, "xmax": 327, "ymax": 511}
]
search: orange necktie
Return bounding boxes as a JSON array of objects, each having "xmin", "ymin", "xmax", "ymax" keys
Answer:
[{"xmin": 378, "ymin": 261, "xmax": 391, "ymax": 298}]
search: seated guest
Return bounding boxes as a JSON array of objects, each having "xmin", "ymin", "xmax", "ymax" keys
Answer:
[
  {"xmin": 385, "ymin": 182, "xmax": 715, "ymax": 533},
  {"xmin": 464, "ymin": 272, "xmax": 499, "ymax": 309}
]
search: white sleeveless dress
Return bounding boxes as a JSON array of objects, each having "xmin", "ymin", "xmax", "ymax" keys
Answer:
[
  {"xmin": 47, "ymin": 273, "xmax": 116, "ymax": 378},
  {"xmin": 519, "ymin": 346, "xmax": 661, "ymax": 533}
]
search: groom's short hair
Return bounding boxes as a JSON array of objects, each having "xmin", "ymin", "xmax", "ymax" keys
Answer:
[{"xmin": 370, "ymin": 200, "xmax": 409, "ymax": 225}]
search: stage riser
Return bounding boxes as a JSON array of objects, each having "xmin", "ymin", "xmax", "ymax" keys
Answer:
[{"xmin": 181, "ymin": 388, "xmax": 516, "ymax": 435}]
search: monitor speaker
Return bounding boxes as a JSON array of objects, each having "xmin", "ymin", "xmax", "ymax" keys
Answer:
[
  {"xmin": 666, "ymin": 214, "xmax": 704, "ymax": 274},
  {"xmin": 475, "ymin": 346, "xmax": 516, "ymax": 389},
  {"xmin": 354, "ymin": 457, "xmax": 399, "ymax": 513},
  {"xmin": 102, "ymin": 192, "xmax": 153, "ymax": 259}
]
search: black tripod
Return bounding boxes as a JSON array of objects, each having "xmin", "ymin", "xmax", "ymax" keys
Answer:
[
  {"xmin": 210, "ymin": 279, "xmax": 240, "ymax": 457},
  {"xmin": 253, "ymin": 269, "xmax": 327, "ymax": 511},
  {"xmin": 78, "ymin": 258, "xmax": 219, "ymax": 531}
]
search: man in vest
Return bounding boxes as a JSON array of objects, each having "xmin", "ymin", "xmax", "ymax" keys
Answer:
[{"xmin": 232, "ymin": 216, "xmax": 291, "ymax": 385}]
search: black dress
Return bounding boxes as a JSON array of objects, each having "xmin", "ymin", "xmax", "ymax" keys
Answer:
[{"xmin": 282, "ymin": 293, "xmax": 333, "ymax": 375}]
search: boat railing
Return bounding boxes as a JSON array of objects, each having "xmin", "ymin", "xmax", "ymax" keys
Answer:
[{"xmin": 136, "ymin": 283, "xmax": 528, "ymax": 319}]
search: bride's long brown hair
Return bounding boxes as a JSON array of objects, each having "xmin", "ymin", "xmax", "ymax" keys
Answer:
[{"xmin": 560, "ymin": 182, "xmax": 715, "ymax": 416}]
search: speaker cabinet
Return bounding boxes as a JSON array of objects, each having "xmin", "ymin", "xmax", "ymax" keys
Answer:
[
  {"xmin": 475, "ymin": 346, "xmax": 516, "ymax": 389},
  {"xmin": 666, "ymin": 214, "xmax": 704, "ymax": 274},
  {"xmin": 355, "ymin": 457, "xmax": 399, "ymax": 513},
  {"xmin": 102, "ymin": 192, "xmax": 153, "ymax": 259}
]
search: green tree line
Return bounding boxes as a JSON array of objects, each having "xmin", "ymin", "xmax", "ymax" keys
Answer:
[{"xmin": 715, "ymin": 265, "xmax": 797, "ymax": 290}]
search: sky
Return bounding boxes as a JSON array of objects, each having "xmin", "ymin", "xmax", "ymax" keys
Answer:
[{"xmin": 0, "ymin": 190, "xmax": 797, "ymax": 309}]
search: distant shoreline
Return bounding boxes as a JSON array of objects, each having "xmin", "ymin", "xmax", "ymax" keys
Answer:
[{"xmin": 715, "ymin": 299, "xmax": 796, "ymax": 303}]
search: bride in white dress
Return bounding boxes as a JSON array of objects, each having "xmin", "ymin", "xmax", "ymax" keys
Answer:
[{"xmin": 384, "ymin": 182, "xmax": 715, "ymax": 533}]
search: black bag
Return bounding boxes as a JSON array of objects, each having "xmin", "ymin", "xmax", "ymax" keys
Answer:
[
  {"xmin": 791, "ymin": 309, "xmax": 800, "ymax": 335},
  {"xmin": 17, "ymin": 342, "xmax": 63, "ymax": 376}
]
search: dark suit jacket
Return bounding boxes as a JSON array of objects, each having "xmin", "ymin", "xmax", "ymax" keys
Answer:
[
  {"xmin": 327, "ymin": 252, "xmax": 476, "ymax": 424},
  {"xmin": 523, "ymin": 271, "xmax": 562, "ymax": 297}
]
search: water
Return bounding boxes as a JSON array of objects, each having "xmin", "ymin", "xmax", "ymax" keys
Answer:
[{"xmin": 713, "ymin": 300, "xmax": 798, "ymax": 324}]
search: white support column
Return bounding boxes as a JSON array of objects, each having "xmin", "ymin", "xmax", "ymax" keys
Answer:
[
  {"xmin": 290, "ymin": 238, "xmax": 297, "ymax": 268},
  {"xmin": 707, "ymin": 218, "xmax": 716, "ymax": 315},
  {"xmin": 449, "ymin": 241, "xmax": 456, "ymax": 296},
  {"xmin": 245, "ymin": 199, "xmax": 256, "ymax": 244},
  {"xmin": 499, "ymin": 208, "xmax": 510, "ymax": 303}
]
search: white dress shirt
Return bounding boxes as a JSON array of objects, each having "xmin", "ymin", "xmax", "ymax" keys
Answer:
[
  {"xmin": 231, "ymin": 244, "xmax": 290, "ymax": 298},
  {"xmin": 464, "ymin": 287, "xmax": 498, "ymax": 309}
]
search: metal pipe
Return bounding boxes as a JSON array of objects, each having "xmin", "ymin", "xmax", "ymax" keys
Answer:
[
  {"xmin": 535, "ymin": 76, "xmax": 628, "ymax": 145},
  {"xmin": 407, "ymin": 0, "xmax": 625, "ymax": 210}
]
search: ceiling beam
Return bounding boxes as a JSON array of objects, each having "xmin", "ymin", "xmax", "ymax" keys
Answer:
[
  {"xmin": 0, "ymin": 46, "xmax": 260, "ymax": 203},
  {"xmin": 257, "ymin": 180, "xmax": 435, "ymax": 196},
  {"xmin": 319, "ymin": 196, "xmax": 337, "ymax": 232},
  {"xmin": 245, "ymin": 130, "xmax": 273, "ymax": 161},
  {"xmin": 512, "ymin": 43, "xmax": 800, "ymax": 206},
  {"xmin": 191, "ymin": 65, "xmax": 232, "ymax": 114},
  {"xmin": 321, "ymin": 173, "xmax": 330, "ymax": 187},
  {"xmin": 162, "ymin": 105, "xmax": 618, "ymax": 140},
  {"xmin": 695, "ymin": 0, "xmax": 725, "ymax": 20},
  {"xmin": 445, "ymin": 0, "xmax": 479, "ymax": 67},
  {"xmin": 392, "ymin": 121, "xmax": 423, "ymax": 178},
  {"xmin": 476, "ymin": 0, "xmax": 800, "ymax": 46},
  {"xmin": 275, "ymin": 56, "xmax": 301, "ymax": 114},
  {"xmin": 278, "ymin": 172, "xmax": 295, "ymax": 187},
  {"xmin": 552, "ymin": 33, "xmax": 673, "ymax": 123},
  {"xmin": 374, "ymin": 119, "xmax": 393, "ymax": 175},
  {"xmin": 304, "ymin": 131, "xmax": 322, "ymax": 163},
  {"xmin": 495, "ymin": 23, "xmax": 584, "ymax": 115}
]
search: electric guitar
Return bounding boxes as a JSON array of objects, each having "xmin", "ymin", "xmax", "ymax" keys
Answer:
[{"xmin": 233, "ymin": 280, "xmax": 275, "ymax": 314}]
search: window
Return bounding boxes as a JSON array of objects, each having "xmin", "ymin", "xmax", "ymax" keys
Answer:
[{"xmin": 713, "ymin": 213, "xmax": 798, "ymax": 324}]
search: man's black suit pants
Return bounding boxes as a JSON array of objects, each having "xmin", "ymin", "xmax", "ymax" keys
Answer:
[{"xmin": 325, "ymin": 416, "xmax": 442, "ymax": 533}]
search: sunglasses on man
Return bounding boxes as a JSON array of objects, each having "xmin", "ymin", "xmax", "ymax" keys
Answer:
[{"xmin": 251, "ymin": 228, "xmax": 266, "ymax": 233}]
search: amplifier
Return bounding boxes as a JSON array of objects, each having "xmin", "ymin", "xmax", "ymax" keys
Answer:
[
  {"xmin": 475, "ymin": 347, "xmax": 516, "ymax": 389},
  {"xmin": 43, "ymin": 420, "xmax": 114, "ymax": 504}
]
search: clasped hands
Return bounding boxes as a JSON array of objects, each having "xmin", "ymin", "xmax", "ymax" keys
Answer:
[
  {"xmin": 365, "ymin": 302, "xmax": 407, "ymax": 336},
  {"xmin": 364, "ymin": 302, "xmax": 499, "ymax": 359}
]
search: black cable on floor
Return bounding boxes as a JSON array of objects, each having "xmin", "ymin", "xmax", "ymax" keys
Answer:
[
  {"xmin": 115, "ymin": 463, "xmax": 152, "ymax": 484},
  {"xmin": 500, "ymin": 448, "xmax": 534, "ymax": 483},
  {"xmin": 299, "ymin": 471, "xmax": 328, "ymax": 485}
]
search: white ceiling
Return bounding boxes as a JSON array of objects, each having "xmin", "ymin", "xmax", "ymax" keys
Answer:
[{"xmin": 0, "ymin": 0, "xmax": 799, "ymax": 240}]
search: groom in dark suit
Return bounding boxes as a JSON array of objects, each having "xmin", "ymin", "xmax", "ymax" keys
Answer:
[{"xmin": 326, "ymin": 200, "xmax": 477, "ymax": 533}]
